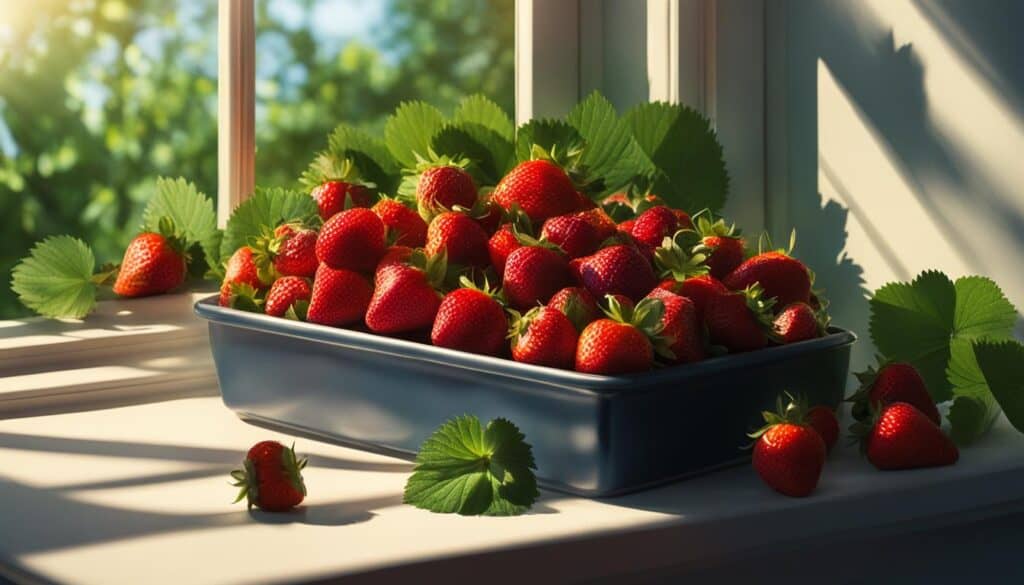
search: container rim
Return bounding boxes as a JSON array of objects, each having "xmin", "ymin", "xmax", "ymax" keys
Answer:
[{"xmin": 195, "ymin": 295, "xmax": 857, "ymax": 393}]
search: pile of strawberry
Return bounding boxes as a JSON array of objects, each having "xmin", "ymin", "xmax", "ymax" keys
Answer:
[{"xmin": 218, "ymin": 154, "xmax": 830, "ymax": 375}]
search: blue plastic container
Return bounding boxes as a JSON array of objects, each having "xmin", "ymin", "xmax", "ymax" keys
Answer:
[{"xmin": 195, "ymin": 296, "xmax": 855, "ymax": 496}]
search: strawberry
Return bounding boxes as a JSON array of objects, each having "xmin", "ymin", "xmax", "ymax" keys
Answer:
[
  {"xmin": 572, "ymin": 244, "xmax": 657, "ymax": 302},
  {"xmin": 474, "ymin": 198, "xmax": 505, "ymax": 235},
  {"xmin": 366, "ymin": 251, "xmax": 447, "ymax": 334},
  {"xmin": 547, "ymin": 286, "xmax": 600, "ymax": 332},
  {"xmin": 376, "ymin": 245, "xmax": 414, "ymax": 272},
  {"xmin": 312, "ymin": 181, "xmax": 374, "ymax": 219},
  {"xmin": 264, "ymin": 276, "xmax": 311, "ymax": 318},
  {"xmin": 413, "ymin": 162, "xmax": 478, "ymax": 220},
  {"xmin": 616, "ymin": 218, "xmax": 636, "ymax": 237},
  {"xmin": 652, "ymin": 232, "xmax": 726, "ymax": 323},
  {"xmin": 509, "ymin": 306, "xmax": 578, "ymax": 369},
  {"xmin": 574, "ymin": 296, "xmax": 669, "ymax": 374},
  {"xmin": 631, "ymin": 205, "xmax": 680, "ymax": 249},
  {"xmin": 663, "ymin": 275, "xmax": 728, "ymax": 324},
  {"xmin": 372, "ymin": 198, "xmax": 428, "ymax": 248},
  {"xmin": 852, "ymin": 402, "xmax": 959, "ymax": 470},
  {"xmin": 723, "ymin": 251, "xmax": 811, "ymax": 308},
  {"xmin": 691, "ymin": 213, "xmax": 745, "ymax": 279},
  {"xmin": 541, "ymin": 214, "xmax": 601, "ymax": 259},
  {"xmin": 425, "ymin": 211, "xmax": 490, "ymax": 268},
  {"xmin": 306, "ymin": 264, "xmax": 374, "ymax": 327},
  {"xmin": 848, "ymin": 361, "xmax": 941, "ymax": 425},
  {"xmin": 431, "ymin": 277, "xmax": 508, "ymax": 356},
  {"xmin": 502, "ymin": 244, "xmax": 571, "ymax": 310},
  {"xmin": 807, "ymin": 406, "xmax": 840, "ymax": 453},
  {"xmin": 315, "ymin": 207, "xmax": 386, "ymax": 273},
  {"xmin": 705, "ymin": 284, "xmax": 775, "ymax": 352},
  {"xmin": 573, "ymin": 207, "xmax": 618, "ymax": 240},
  {"xmin": 749, "ymin": 394, "xmax": 827, "ymax": 497},
  {"xmin": 645, "ymin": 288, "xmax": 705, "ymax": 363},
  {"xmin": 112, "ymin": 220, "xmax": 187, "ymax": 298},
  {"xmin": 230, "ymin": 441, "xmax": 307, "ymax": 512},
  {"xmin": 492, "ymin": 159, "xmax": 580, "ymax": 224},
  {"xmin": 773, "ymin": 302, "xmax": 827, "ymax": 343},
  {"xmin": 488, "ymin": 224, "xmax": 522, "ymax": 275},
  {"xmin": 269, "ymin": 225, "xmax": 319, "ymax": 278},
  {"xmin": 671, "ymin": 209, "xmax": 693, "ymax": 230},
  {"xmin": 219, "ymin": 246, "xmax": 270, "ymax": 307}
]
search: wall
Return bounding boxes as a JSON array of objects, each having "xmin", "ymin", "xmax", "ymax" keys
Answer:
[{"xmin": 766, "ymin": 0, "xmax": 1024, "ymax": 370}]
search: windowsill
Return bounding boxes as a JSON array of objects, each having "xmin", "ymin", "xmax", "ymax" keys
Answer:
[
  {"xmin": 0, "ymin": 291, "xmax": 219, "ymax": 418},
  {"xmin": 1, "ymin": 396, "xmax": 1024, "ymax": 584}
]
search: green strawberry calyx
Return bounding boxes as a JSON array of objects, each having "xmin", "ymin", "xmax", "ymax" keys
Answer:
[
  {"xmin": 458, "ymin": 274, "xmax": 507, "ymax": 307},
  {"xmin": 299, "ymin": 152, "xmax": 376, "ymax": 192},
  {"xmin": 230, "ymin": 442, "xmax": 308, "ymax": 510},
  {"xmin": 653, "ymin": 230, "xmax": 710, "ymax": 281},
  {"xmin": 845, "ymin": 356, "xmax": 898, "ymax": 421},
  {"xmin": 747, "ymin": 391, "xmax": 813, "ymax": 440},
  {"xmin": 602, "ymin": 295, "xmax": 675, "ymax": 360},
  {"xmin": 227, "ymin": 282, "xmax": 264, "ymax": 313},
  {"xmin": 506, "ymin": 305, "xmax": 543, "ymax": 343},
  {"xmin": 407, "ymin": 249, "xmax": 450, "ymax": 292}
]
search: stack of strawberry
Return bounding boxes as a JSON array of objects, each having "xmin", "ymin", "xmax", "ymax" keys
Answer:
[{"xmin": 219, "ymin": 154, "xmax": 830, "ymax": 376}]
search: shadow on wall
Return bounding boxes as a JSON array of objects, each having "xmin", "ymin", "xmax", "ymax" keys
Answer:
[{"xmin": 774, "ymin": 0, "xmax": 1024, "ymax": 372}]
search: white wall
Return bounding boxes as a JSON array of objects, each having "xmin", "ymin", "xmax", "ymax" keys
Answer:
[{"xmin": 766, "ymin": 0, "xmax": 1024, "ymax": 370}]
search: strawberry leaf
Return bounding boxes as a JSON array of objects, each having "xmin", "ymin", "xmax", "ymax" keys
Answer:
[
  {"xmin": 384, "ymin": 101, "xmax": 446, "ymax": 168},
  {"xmin": 514, "ymin": 119, "xmax": 582, "ymax": 163},
  {"xmin": 453, "ymin": 94, "xmax": 514, "ymax": 141},
  {"xmin": 142, "ymin": 177, "xmax": 221, "ymax": 272},
  {"xmin": 220, "ymin": 187, "xmax": 318, "ymax": 261},
  {"xmin": 432, "ymin": 122, "xmax": 513, "ymax": 187},
  {"xmin": 869, "ymin": 271, "xmax": 1018, "ymax": 443},
  {"xmin": 974, "ymin": 340, "xmax": 1024, "ymax": 435},
  {"xmin": 11, "ymin": 236, "xmax": 99, "ymax": 319},
  {"xmin": 403, "ymin": 415, "xmax": 538, "ymax": 516},
  {"xmin": 625, "ymin": 101, "xmax": 729, "ymax": 213},
  {"xmin": 566, "ymin": 91, "xmax": 655, "ymax": 198},
  {"xmin": 323, "ymin": 124, "xmax": 400, "ymax": 194}
]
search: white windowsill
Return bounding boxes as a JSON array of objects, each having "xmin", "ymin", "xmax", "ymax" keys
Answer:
[{"xmin": 0, "ymin": 291, "xmax": 219, "ymax": 418}]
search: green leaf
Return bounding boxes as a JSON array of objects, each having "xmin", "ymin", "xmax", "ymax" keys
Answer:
[
  {"xmin": 384, "ymin": 101, "xmax": 446, "ymax": 168},
  {"xmin": 974, "ymin": 340, "xmax": 1024, "ymax": 435},
  {"xmin": 453, "ymin": 94, "xmax": 514, "ymax": 141},
  {"xmin": 221, "ymin": 187, "xmax": 318, "ymax": 260},
  {"xmin": 403, "ymin": 415, "xmax": 539, "ymax": 516},
  {"xmin": 11, "ymin": 236, "xmax": 99, "ymax": 319},
  {"xmin": 432, "ymin": 122, "xmax": 513, "ymax": 186},
  {"xmin": 514, "ymin": 119, "xmax": 582, "ymax": 163},
  {"xmin": 625, "ymin": 101, "xmax": 729, "ymax": 212},
  {"xmin": 326, "ymin": 124, "xmax": 401, "ymax": 194},
  {"xmin": 566, "ymin": 91, "xmax": 654, "ymax": 197},
  {"xmin": 142, "ymin": 177, "xmax": 220, "ymax": 273},
  {"xmin": 869, "ymin": 271, "xmax": 1018, "ymax": 443}
]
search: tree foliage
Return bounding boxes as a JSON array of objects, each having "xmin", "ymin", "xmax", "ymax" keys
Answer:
[{"xmin": 0, "ymin": 0, "xmax": 513, "ymax": 317}]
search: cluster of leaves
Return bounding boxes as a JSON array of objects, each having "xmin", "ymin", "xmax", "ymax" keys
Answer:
[
  {"xmin": 299, "ymin": 92, "xmax": 729, "ymax": 215},
  {"xmin": 869, "ymin": 271, "xmax": 1023, "ymax": 444}
]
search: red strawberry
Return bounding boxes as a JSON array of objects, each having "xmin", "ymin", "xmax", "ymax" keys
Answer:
[
  {"xmin": 306, "ymin": 264, "xmax": 373, "ymax": 327},
  {"xmin": 853, "ymin": 402, "xmax": 958, "ymax": 470},
  {"xmin": 631, "ymin": 205, "xmax": 680, "ymax": 248},
  {"xmin": 509, "ymin": 306, "xmax": 578, "ymax": 369},
  {"xmin": 430, "ymin": 278, "xmax": 508, "ymax": 356},
  {"xmin": 547, "ymin": 286, "xmax": 600, "ymax": 332},
  {"xmin": 492, "ymin": 159, "xmax": 580, "ymax": 224},
  {"xmin": 574, "ymin": 296, "xmax": 669, "ymax": 374},
  {"xmin": 724, "ymin": 251, "xmax": 811, "ymax": 308},
  {"xmin": 541, "ymin": 214, "xmax": 600, "ymax": 259},
  {"xmin": 750, "ymin": 395, "xmax": 826, "ymax": 497},
  {"xmin": 848, "ymin": 362, "xmax": 941, "ymax": 425},
  {"xmin": 316, "ymin": 208, "xmax": 386, "ymax": 273},
  {"xmin": 502, "ymin": 244, "xmax": 571, "ymax": 310},
  {"xmin": 473, "ymin": 198, "xmax": 505, "ymax": 235},
  {"xmin": 652, "ymin": 233, "xmax": 725, "ymax": 323},
  {"xmin": 270, "ymin": 225, "xmax": 318, "ymax": 278},
  {"xmin": 572, "ymin": 245, "xmax": 657, "ymax": 302},
  {"xmin": 807, "ymin": 406, "xmax": 840, "ymax": 453},
  {"xmin": 365, "ymin": 251, "xmax": 446, "ymax": 334},
  {"xmin": 372, "ymin": 198, "xmax": 428, "ymax": 248},
  {"xmin": 312, "ymin": 180, "xmax": 374, "ymax": 220},
  {"xmin": 773, "ymin": 301, "xmax": 827, "ymax": 343},
  {"xmin": 573, "ymin": 207, "xmax": 618, "ymax": 240},
  {"xmin": 691, "ymin": 213, "xmax": 745, "ymax": 279},
  {"xmin": 672, "ymin": 209, "xmax": 693, "ymax": 230},
  {"xmin": 488, "ymin": 224, "xmax": 522, "ymax": 275},
  {"xmin": 264, "ymin": 276, "xmax": 312, "ymax": 318},
  {"xmin": 414, "ymin": 163, "xmax": 478, "ymax": 219},
  {"xmin": 376, "ymin": 245, "xmax": 414, "ymax": 272},
  {"xmin": 665, "ymin": 275, "xmax": 728, "ymax": 324},
  {"xmin": 705, "ymin": 284, "xmax": 774, "ymax": 352},
  {"xmin": 425, "ymin": 211, "xmax": 490, "ymax": 268},
  {"xmin": 616, "ymin": 218, "xmax": 636, "ymax": 237},
  {"xmin": 219, "ymin": 246, "xmax": 270, "ymax": 307},
  {"xmin": 645, "ymin": 288, "xmax": 705, "ymax": 363},
  {"xmin": 113, "ymin": 224, "xmax": 187, "ymax": 298},
  {"xmin": 230, "ymin": 441, "xmax": 307, "ymax": 512}
]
